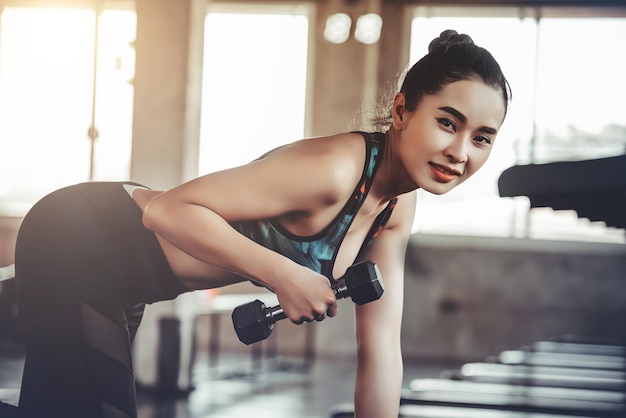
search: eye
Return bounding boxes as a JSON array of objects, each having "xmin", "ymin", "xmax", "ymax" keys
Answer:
[
  {"xmin": 437, "ymin": 118, "xmax": 456, "ymax": 131},
  {"xmin": 474, "ymin": 135, "xmax": 492, "ymax": 145}
]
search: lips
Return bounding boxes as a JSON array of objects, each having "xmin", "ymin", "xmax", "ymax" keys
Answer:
[{"xmin": 429, "ymin": 163, "xmax": 461, "ymax": 182}]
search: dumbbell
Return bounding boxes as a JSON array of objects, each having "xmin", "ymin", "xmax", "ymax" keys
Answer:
[{"xmin": 231, "ymin": 260, "xmax": 383, "ymax": 345}]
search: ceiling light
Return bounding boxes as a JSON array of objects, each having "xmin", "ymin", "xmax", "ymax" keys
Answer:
[
  {"xmin": 354, "ymin": 13, "xmax": 382, "ymax": 44},
  {"xmin": 324, "ymin": 13, "xmax": 352, "ymax": 44}
]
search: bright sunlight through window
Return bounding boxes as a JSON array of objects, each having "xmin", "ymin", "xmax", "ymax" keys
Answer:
[
  {"xmin": 0, "ymin": 7, "xmax": 136, "ymax": 215},
  {"xmin": 198, "ymin": 7, "xmax": 309, "ymax": 175}
]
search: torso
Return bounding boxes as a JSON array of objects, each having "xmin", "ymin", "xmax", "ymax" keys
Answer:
[
  {"xmin": 231, "ymin": 132, "xmax": 395, "ymax": 281},
  {"xmin": 131, "ymin": 132, "xmax": 395, "ymax": 289}
]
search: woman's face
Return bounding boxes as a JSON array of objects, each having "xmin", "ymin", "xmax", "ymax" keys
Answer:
[{"xmin": 394, "ymin": 79, "xmax": 506, "ymax": 195}]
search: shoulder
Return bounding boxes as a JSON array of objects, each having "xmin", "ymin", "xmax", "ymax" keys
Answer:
[
  {"xmin": 277, "ymin": 132, "xmax": 367, "ymax": 162},
  {"xmin": 267, "ymin": 132, "xmax": 370, "ymax": 198}
]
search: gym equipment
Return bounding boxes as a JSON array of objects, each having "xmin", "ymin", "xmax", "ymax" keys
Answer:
[
  {"xmin": 401, "ymin": 378, "xmax": 626, "ymax": 417},
  {"xmin": 329, "ymin": 337, "xmax": 626, "ymax": 418},
  {"xmin": 498, "ymin": 350, "xmax": 626, "ymax": 371},
  {"xmin": 232, "ymin": 260, "xmax": 383, "ymax": 345},
  {"xmin": 498, "ymin": 154, "xmax": 626, "ymax": 230},
  {"xmin": 0, "ymin": 401, "xmax": 18, "ymax": 418},
  {"xmin": 408, "ymin": 378, "xmax": 625, "ymax": 404},
  {"xmin": 551, "ymin": 335, "xmax": 626, "ymax": 347},
  {"xmin": 329, "ymin": 402, "xmax": 600, "ymax": 418},
  {"xmin": 451, "ymin": 362, "xmax": 626, "ymax": 392},
  {"xmin": 528, "ymin": 341, "xmax": 626, "ymax": 357}
]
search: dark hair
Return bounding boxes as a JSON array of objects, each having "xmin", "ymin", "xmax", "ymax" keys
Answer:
[{"xmin": 369, "ymin": 30, "xmax": 512, "ymax": 130}]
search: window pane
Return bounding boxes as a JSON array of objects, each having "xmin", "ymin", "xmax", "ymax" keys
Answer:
[
  {"xmin": 0, "ymin": 7, "xmax": 136, "ymax": 215},
  {"xmin": 92, "ymin": 10, "xmax": 136, "ymax": 181},
  {"xmin": 529, "ymin": 17, "xmax": 626, "ymax": 242},
  {"xmin": 199, "ymin": 10, "xmax": 309, "ymax": 174},
  {"xmin": 534, "ymin": 18, "xmax": 626, "ymax": 163},
  {"xmin": 0, "ymin": 8, "xmax": 95, "ymax": 212}
]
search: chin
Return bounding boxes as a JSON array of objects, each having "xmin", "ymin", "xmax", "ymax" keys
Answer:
[
  {"xmin": 424, "ymin": 180, "xmax": 461, "ymax": 195},
  {"xmin": 423, "ymin": 186, "xmax": 450, "ymax": 195}
]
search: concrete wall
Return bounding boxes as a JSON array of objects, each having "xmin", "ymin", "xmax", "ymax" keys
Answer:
[
  {"xmin": 131, "ymin": 0, "xmax": 205, "ymax": 189},
  {"xmin": 400, "ymin": 235, "xmax": 626, "ymax": 362}
]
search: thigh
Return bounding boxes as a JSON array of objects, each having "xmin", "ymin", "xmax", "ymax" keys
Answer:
[{"xmin": 16, "ymin": 186, "xmax": 141, "ymax": 418}]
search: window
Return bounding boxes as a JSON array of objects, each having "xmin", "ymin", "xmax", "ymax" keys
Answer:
[
  {"xmin": 409, "ymin": 7, "xmax": 626, "ymax": 243},
  {"xmin": 533, "ymin": 17, "xmax": 626, "ymax": 162},
  {"xmin": 198, "ymin": 4, "xmax": 310, "ymax": 175},
  {"xmin": 0, "ymin": 6, "xmax": 136, "ymax": 215}
]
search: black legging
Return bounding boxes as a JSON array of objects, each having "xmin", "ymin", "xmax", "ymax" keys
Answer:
[{"xmin": 15, "ymin": 182, "xmax": 189, "ymax": 418}]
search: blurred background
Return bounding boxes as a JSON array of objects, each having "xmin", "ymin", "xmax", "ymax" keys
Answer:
[{"xmin": 0, "ymin": 1, "xmax": 625, "ymax": 417}]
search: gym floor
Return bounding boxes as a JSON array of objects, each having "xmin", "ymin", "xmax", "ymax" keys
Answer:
[{"xmin": 0, "ymin": 339, "xmax": 459, "ymax": 418}]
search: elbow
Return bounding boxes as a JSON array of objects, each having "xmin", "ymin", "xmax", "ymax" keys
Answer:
[
  {"xmin": 142, "ymin": 195, "xmax": 167, "ymax": 234},
  {"xmin": 142, "ymin": 193, "xmax": 198, "ymax": 240},
  {"xmin": 142, "ymin": 208, "xmax": 156, "ymax": 232}
]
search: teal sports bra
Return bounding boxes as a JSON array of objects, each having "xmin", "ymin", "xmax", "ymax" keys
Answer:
[{"xmin": 231, "ymin": 131, "xmax": 397, "ymax": 281}]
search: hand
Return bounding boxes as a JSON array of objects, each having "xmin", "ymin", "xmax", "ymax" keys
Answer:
[{"xmin": 273, "ymin": 265, "xmax": 337, "ymax": 325}]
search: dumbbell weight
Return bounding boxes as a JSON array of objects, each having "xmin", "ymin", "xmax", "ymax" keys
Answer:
[{"xmin": 231, "ymin": 261, "xmax": 383, "ymax": 345}]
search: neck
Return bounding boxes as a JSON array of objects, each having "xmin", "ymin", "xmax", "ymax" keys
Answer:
[{"xmin": 371, "ymin": 128, "xmax": 420, "ymax": 201}]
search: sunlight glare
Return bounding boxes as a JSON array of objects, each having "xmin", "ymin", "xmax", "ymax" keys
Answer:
[{"xmin": 199, "ymin": 12, "xmax": 309, "ymax": 175}]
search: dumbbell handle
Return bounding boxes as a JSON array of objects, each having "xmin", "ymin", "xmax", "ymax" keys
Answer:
[{"xmin": 257, "ymin": 279, "xmax": 351, "ymax": 324}]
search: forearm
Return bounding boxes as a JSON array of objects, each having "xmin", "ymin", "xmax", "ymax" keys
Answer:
[
  {"xmin": 143, "ymin": 191, "xmax": 337, "ymax": 322},
  {"xmin": 354, "ymin": 344, "xmax": 403, "ymax": 418},
  {"xmin": 143, "ymin": 196, "xmax": 292, "ymax": 289}
]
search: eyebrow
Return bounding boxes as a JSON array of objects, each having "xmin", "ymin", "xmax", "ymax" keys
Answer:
[{"xmin": 438, "ymin": 106, "xmax": 498, "ymax": 135}]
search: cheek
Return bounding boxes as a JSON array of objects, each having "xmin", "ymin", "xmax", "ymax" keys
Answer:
[
  {"xmin": 467, "ymin": 149, "xmax": 492, "ymax": 175},
  {"xmin": 402, "ymin": 125, "xmax": 432, "ymax": 153}
]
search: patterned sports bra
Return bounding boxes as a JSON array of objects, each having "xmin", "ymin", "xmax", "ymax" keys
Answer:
[{"xmin": 231, "ymin": 131, "xmax": 397, "ymax": 281}]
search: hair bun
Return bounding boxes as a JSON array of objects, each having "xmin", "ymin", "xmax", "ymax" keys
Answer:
[{"xmin": 428, "ymin": 29, "xmax": 474, "ymax": 53}]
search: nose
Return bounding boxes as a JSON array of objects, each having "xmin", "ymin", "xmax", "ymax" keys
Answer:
[{"xmin": 444, "ymin": 136, "xmax": 468, "ymax": 164}]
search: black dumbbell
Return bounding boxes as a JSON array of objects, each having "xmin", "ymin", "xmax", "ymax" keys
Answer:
[{"xmin": 231, "ymin": 260, "xmax": 383, "ymax": 345}]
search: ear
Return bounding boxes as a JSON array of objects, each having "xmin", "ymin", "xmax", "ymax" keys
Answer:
[{"xmin": 391, "ymin": 93, "xmax": 406, "ymax": 129}]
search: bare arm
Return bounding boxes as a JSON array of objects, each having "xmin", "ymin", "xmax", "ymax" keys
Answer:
[
  {"xmin": 142, "ymin": 135, "xmax": 364, "ymax": 322},
  {"xmin": 353, "ymin": 191, "xmax": 416, "ymax": 418}
]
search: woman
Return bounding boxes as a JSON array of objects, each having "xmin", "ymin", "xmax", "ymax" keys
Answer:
[{"xmin": 14, "ymin": 30, "xmax": 511, "ymax": 418}]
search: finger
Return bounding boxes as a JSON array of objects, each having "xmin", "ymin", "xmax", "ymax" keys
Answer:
[
  {"xmin": 295, "ymin": 316, "xmax": 313, "ymax": 324},
  {"xmin": 314, "ymin": 313, "xmax": 325, "ymax": 322},
  {"xmin": 327, "ymin": 302, "xmax": 338, "ymax": 318}
]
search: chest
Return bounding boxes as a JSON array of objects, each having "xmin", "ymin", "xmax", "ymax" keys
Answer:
[{"xmin": 271, "ymin": 197, "xmax": 385, "ymax": 279}]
